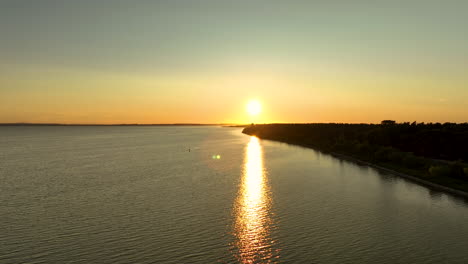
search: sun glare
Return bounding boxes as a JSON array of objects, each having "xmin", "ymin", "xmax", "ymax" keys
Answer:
[{"xmin": 246, "ymin": 100, "xmax": 262, "ymax": 116}]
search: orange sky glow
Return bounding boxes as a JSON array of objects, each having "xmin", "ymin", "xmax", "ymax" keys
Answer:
[{"xmin": 1, "ymin": 1, "xmax": 467, "ymax": 124}]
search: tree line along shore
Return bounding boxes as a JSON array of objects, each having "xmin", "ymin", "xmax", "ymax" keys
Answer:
[{"xmin": 242, "ymin": 121, "xmax": 468, "ymax": 194}]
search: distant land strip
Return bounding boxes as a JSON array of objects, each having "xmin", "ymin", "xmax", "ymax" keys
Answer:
[
  {"xmin": 243, "ymin": 122, "xmax": 468, "ymax": 198},
  {"xmin": 0, "ymin": 123, "xmax": 242, "ymax": 126}
]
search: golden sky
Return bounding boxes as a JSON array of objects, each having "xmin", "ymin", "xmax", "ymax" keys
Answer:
[{"xmin": 1, "ymin": 1, "xmax": 467, "ymax": 124}]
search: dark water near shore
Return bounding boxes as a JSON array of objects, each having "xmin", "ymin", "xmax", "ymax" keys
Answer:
[{"xmin": 1, "ymin": 126, "xmax": 468, "ymax": 263}]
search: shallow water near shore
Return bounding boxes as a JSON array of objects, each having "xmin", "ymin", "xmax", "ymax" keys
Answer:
[{"xmin": 1, "ymin": 126, "xmax": 468, "ymax": 263}]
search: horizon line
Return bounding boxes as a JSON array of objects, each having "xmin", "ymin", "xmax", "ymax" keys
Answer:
[{"xmin": 1, "ymin": 121, "xmax": 467, "ymax": 126}]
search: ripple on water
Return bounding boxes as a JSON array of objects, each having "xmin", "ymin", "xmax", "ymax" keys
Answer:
[{"xmin": 1, "ymin": 127, "xmax": 468, "ymax": 263}]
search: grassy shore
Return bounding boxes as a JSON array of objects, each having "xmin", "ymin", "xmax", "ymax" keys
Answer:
[{"xmin": 243, "ymin": 123, "xmax": 468, "ymax": 196}]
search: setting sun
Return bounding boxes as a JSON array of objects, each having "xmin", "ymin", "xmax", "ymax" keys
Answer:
[{"xmin": 246, "ymin": 100, "xmax": 262, "ymax": 116}]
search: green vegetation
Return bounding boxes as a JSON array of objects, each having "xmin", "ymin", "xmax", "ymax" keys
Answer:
[{"xmin": 243, "ymin": 122, "xmax": 468, "ymax": 193}]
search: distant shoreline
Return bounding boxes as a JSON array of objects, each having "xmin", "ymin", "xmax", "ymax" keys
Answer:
[
  {"xmin": 0, "ymin": 123, "xmax": 234, "ymax": 127},
  {"xmin": 243, "ymin": 124, "xmax": 468, "ymax": 199}
]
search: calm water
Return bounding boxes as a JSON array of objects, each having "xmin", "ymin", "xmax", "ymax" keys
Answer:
[{"xmin": 1, "ymin": 126, "xmax": 468, "ymax": 263}]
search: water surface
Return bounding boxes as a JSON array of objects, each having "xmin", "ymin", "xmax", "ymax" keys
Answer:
[{"xmin": 1, "ymin": 126, "xmax": 468, "ymax": 263}]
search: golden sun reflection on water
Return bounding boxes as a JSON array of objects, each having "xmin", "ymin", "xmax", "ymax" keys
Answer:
[{"xmin": 233, "ymin": 136, "xmax": 276, "ymax": 263}]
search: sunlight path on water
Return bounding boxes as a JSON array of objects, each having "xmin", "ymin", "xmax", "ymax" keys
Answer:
[{"xmin": 233, "ymin": 136, "xmax": 278, "ymax": 263}]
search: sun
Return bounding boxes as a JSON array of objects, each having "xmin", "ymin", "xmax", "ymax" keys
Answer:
[{"xmin": 246, "ymin": 100, "xmax": 261, "ymax": 116}]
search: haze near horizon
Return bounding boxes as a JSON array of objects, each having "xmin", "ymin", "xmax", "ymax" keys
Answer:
[{"xmin": 1, "ymin": 0, "xmax": 467, "ymax": 124}]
